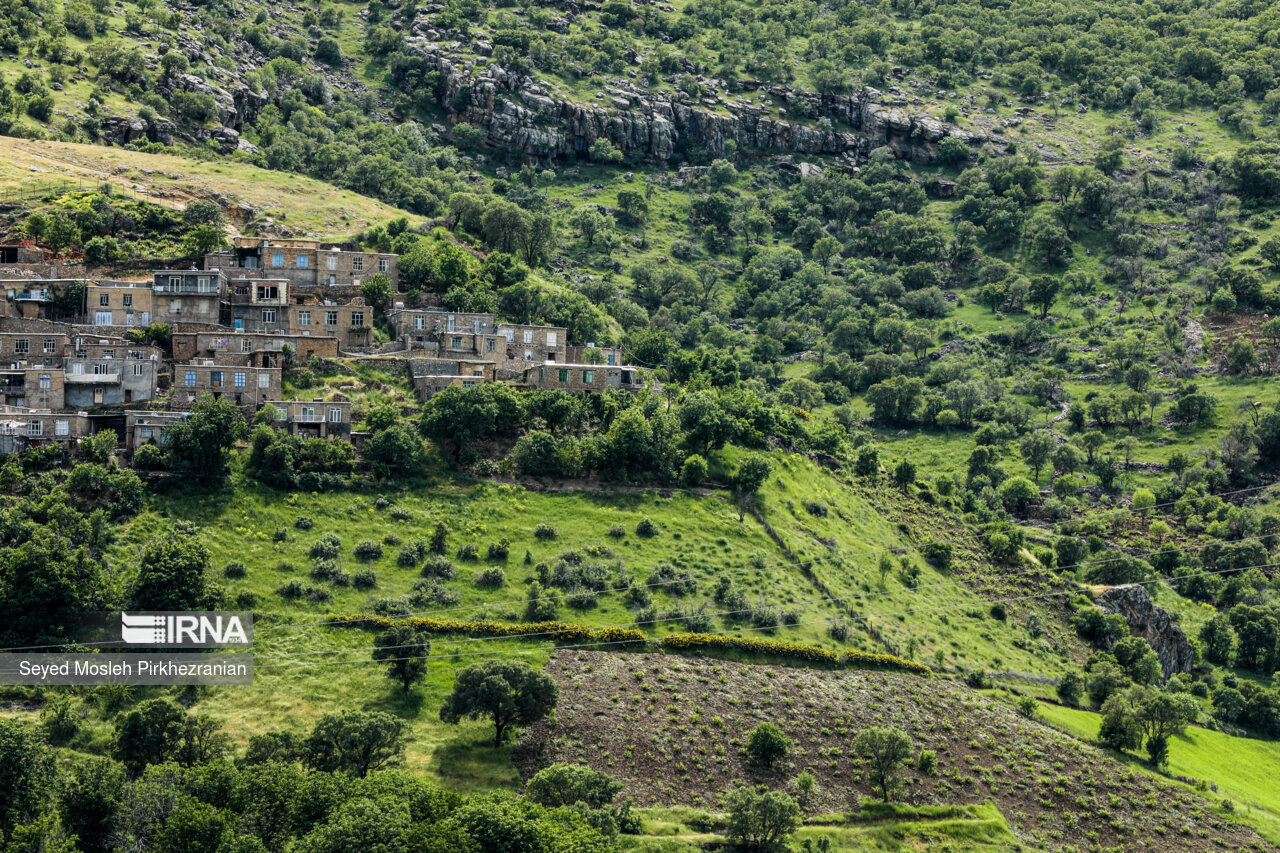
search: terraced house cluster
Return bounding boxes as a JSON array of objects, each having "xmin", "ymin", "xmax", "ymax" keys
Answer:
[{"xmin": 0, "ymin": 236, "xmax": 644, "ymax": 460}]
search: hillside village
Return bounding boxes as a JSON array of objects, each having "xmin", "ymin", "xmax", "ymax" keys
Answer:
[{"xmin": 0, "ymin": 235, "xmax": 645, "ymax": 460}]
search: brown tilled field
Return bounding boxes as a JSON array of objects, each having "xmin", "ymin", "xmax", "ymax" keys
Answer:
[{"xmin": 515, "ymin": 651, "xmax": 1266, "ymax": 852}]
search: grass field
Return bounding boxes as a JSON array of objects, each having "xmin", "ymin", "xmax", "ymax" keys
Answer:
[
  {"xmin": 0, "ymin": 137, "xmax": 419, "ymax": 235},
  {"xmin": 1034, "ymin": 700, "xmax": 1280, "ymax": 845}
]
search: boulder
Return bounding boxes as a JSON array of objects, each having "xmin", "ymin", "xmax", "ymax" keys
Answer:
[{"xmin": 1096, "ymin": 585, "xmax": 1194, "ymax": 679}]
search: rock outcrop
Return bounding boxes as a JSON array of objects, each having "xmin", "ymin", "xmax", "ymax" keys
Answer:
[
  {"xmin": 1096, "ymin": 585, "xmax": 1194, "ymax": 679},
  {"xmin": 405, "ymin": 41, "xmax": 958, "ymax": 165}
]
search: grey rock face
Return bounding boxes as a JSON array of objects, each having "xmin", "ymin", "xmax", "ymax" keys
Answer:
[
  {"xmin": 406, "ymin": 44, "xmax": 953, "ymax": 165},
  {"xmin": 1096, "ymin": 584, "xmax": 1195, "ymax": 679}
]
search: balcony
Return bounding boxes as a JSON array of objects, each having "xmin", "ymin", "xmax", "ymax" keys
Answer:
[{"xmin": 66, "ymin": 373, "xmax": 120, "ymax": 384}]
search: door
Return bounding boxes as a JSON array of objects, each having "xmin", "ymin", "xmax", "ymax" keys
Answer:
[
  {"xmin": 211, "ymin": 372, "xmax": 222, "ymax": 388},
  {"xmin": 233, "ymin": 318, "xmax": 243, "ymax": 330},
  {"xmin": 93, "ymin": 388, "xmax": 103, "ymax": 404},
  {"xmin": 95, "ymin": 312, "xmax": 112, "ymax": 325}
]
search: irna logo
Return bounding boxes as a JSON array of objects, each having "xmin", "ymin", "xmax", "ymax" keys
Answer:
[{"xmin": 120, "ymin": 613, "xmax": 251, "ymax": 647}]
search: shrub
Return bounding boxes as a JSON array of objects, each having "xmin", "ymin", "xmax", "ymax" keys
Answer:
[
  {"xmin": 607, "ymin": 525, "xmax": 626, "ymax": 538},
  {"xmin": 486, "ymin": 539, "xmax": 510, "ymax": 560},
  {"xmin": 223, "ymin": 562, "xmax": 247, "ymax": 579},
  {"xmin": 917, "ymin": 749, "xmax": 937, "ymax": 775},
  {"xmin": 457, "ymin": 543, "xmax": 480, "ymax": 561},
  {"xmin": 390, "ymin": 506, "xmax": 412, "ymax": 521},
  {"xmin": 921, "ymin": 541, "xmax": 953, "ymax": 571},
  {"xmin": 635, "ymin": 518, "xmax": 658, "ymax": 538},
  {"xmin": 534, "ymin": 523, "xmax": 557, "ymax": 540},
  {"xmin": 353, "ymin": 570, "xmax": 378, "ymax": 590},
  {"xmin": 398, "ymin": 539, "xmax": 429, "ymax": 567},
  {"xmin": 803, "ymin": 500, "xmax": 828, "ymax": 517},
  {"xmin": 565, "ymin": 587, "xmax": 599, "ymax": 609},
  {"xmin": 276, "ymin": 579, "xmax": 305, "ymax": 599},
  {"xmin": 309, "ymin": 533, "xmax": 341, "ymax": 559},
  {"xmin": 1016, "ymin": 696, "xmax": 1038, "ymax": 718},
  {"xmin": 829, "ymin": 620, "xmax": 850, "ymax": 641},
  {"xmin": 134, "ymin": 443, "xmax": 167, "ymax": 470},
  {"xmin": 421, "ymin": 555, "xmax": 457, "ymax": 579},
  {"xmin": 294, "ymin": 516, "xmax": 314, "ymax": 530},
  {"xmin": 475, "ymin": 567, "xmax": 506, "ymax": 587},
  {"xmin": 383, "ymin": 534, "xmax": 401, "ymax": 547},
  {"xmin": 680, "ymin": 454, "xmax": 708, "ymax": 485},
  {"xmin": 652, "ymin": 563, "xmax": 697, "ymax": 596},
  {"xmin": 354, "ymin": 540, "xmax": 383, "ymax": 561},
  {"xmin": 304, "ymin": 586, "xmax": 333, "ymax": 603}
]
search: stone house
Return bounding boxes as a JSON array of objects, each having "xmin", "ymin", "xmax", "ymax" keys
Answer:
[
  {"xmin": 86, "ymin": 281, "xmax": 153, "ymax": 328},
  {"xmin": 524, "ymin": 362, "xmax": 645, "ymax": 393},
  {"xmin": 172, "ymin": 330, "xmax": 340, "ymax": 367},
  {"xmin": 0, "ymin": 407, "xmax": 90, "ymax": 455},
  {"xmin": 152, "ymin": 270, "xmax": 228, "ymax": 326},
  {"xmin": 291, "ymin": 296, "xmax": 373, "ymax": 352},
  {"xmin": 206, "ymin": 238, "xmax": 398, "ymax": 289},
  {"xmin": 170, "ymin": 361, "xmax": 281, "ymax": 409},
  {"xmin": 123, "ymin": 410, "xmax": 188, "ymax": 455},
  {"xmin": 566, "ymin": 344, "xmax": 625, "ymax": 366},
  {"xmin": 228, "ymin": 278, "xmax": 290, "ymax": 333},
  {"xmin": 263, "ymin": 399, "xmax": 352, "ymax": 439},
  {"xmin": 62, "ymin": 356, "xmax": 159, "ymax": 407},
  {"xmin": 496, "ymin": 323, "xmax": 568, "ymax": 369},
  {"xmin": 410, "ymin": 358, "xmax": 496, "ymax": 397}
]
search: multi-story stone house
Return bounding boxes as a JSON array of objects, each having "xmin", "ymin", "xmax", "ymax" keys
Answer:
[
  {"xmin": 0, "ymin": 406, "xmax": 90, "ymax": 455},
  {"xmin": 172, "ymin": 331, "xmax": 340, "ymax": 367},
  {"xmin": 291, "ymin": 296, "xmax": 372, "ymax": 352},
  {"xmin": 228, "ymin": 278, "xmax": 291, "ymax": 333},
  {"xmin": 205, "ymin": 238, "xmax": 398, "ymax": 289},
  {"xmin": 170, "ymin": 361, "xmax": 281, "ymax": 409},
  {"xmin": 152, "ymin": 270, "xmax": 227, "ymax": 326},
  {"xmin": 496, "ymin": 323, "xmax": 568, "ymax": 370},
  {"xmin": 263, "ymin": 399, "xmax": 352, "ymax": 439},
  {"xmin": 86, "ymin": 281, "xmax": 153, "ymax": 327}
]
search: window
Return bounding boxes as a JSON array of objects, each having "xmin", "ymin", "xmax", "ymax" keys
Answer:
[
  {"xmin": 258, "ymin": 373, "xmax": 271, "ymax": 388},
  {"xmin": 93, "ymin": 362, "xmax": 110, "ymax": 375},
  {"xmin": 70, "ymin": 363, "xmax": 85, "ymax": 375},
  {"xmin": 234, "ymin": 372, "xmax": 246, "ymax": 388},
  {"xmin": 583, "ymin": 370, "xmax": 595, "ymax": 385},
  {"xmin": 26, "ymin": 421, "xmax": 41, "ymax": 437},
  {"xmin": 198, "ymin": 300, "xmax": 210, "ymax": 314},
  {"xmin": 462, "ymin": 379, "xmax": 476, "ymax": 388},
  {"xmin": 447, "ymin": 316, "xmax": 456, "ymax": 332},
  {"xmin": 132, "ymin": 364, "xmax": 144, "ymax": 376},
  {"xmin": 524, "ymin": 350, "xmax": 533, "ymax": 360},
  {"xmin": 327, "ymin": 274, "xmax": 336, "ymax": 285},
  {"xmin": 326, "ymin": 255, "xmax": 337, "ymax": 270},
  {"xmin": 557, "ymin": 368, "xmax": 569, "ymax": 383},
  {"xmin": 486, "ymin": 339, "xmax": 496, "ymax": 352},
  {"xmin": 350, "ymin": 311, "xmax": 364, "ymax": 327},
  {"xmin": 472, "ymin": 318, "xmax": 482, "ymax": 333},
  {"xmin": 275, "ymin": 407, "xmax": 287, "ymax": 421},
  {"xmin": 256, "ymin": 285, "xmax": 279, "ymax": 301},
  {"xmin": 13, "ymin": 339, "xmax": 28, "ymax": 354},
  {"xmin": 503, "ymin": 329, "xmax": 514, "ymax": 342},
  {"xmin": 43, "ymin": 339, "xmax": 55, "ymax": 354},
  {"xmin": 451, "ymin": 337, "xmax": 462, "ymax": 349},
  {"xmin": 272, "ymin": 253, "xmax": 284, "ymax": 267},
  {"xmin": 102, "ymin": 350, "xmax": 115, "ymax": 359},
  {"xmin": 170, "ymin": 299, "xmax": 182, "ymax": 314},
  {"xmin": 329, "ymin": 407, "xmax": 342, "ymax": 423},
  {"xmin": 325, "ymin": 311, "xmax": 338, "ymax": 326},
  {"xmin": 99, "ymin": 293, "xmax": 110, "ymax": 307},
  {"xmin": 414, "ymin": 316, "xmax": 424, "ymax": 330},
  {"xmin": 546, "ymin": 332, "xmax": 557, "ymax": 347},
  {"xmin": 262, "ymin": 309, "xmax": 276, "ymax": 324},
  {"xmin": 298, "ymin": 311, "xmax": 311, "ymax": 326},
  {"xmin": 235, "ymin": 285, "xmax": 250, "ymax": 297},
  {"xmin": 38, "ymin": 374, "xmax": 50, "ymax": 389},
  {"xmin": 378, "ymin": 258, "xmax": 389, "ymax": 272},
  {"xmin": 241, "ymin": 339, "xmax": 252, "ymax": 353},
  {"xmin": 300, "ymin": 407, "xmax": 315, "ymax": 421},
  {"xmin": 55, "ymin": 420, "xmax": 68, "ymax": 437},
  {"xmin": 140, "ymin": 427, "xmax": 153, "ymax": 439},
  {"xmin": 523, "ymin": 330, "xmax": 534, "ymax": 344},
  {"xmin": 168, "ymin": 276, "xmax": 181, "ymax": 290},
  {"xmin": 184, "ymin": 370, "xmax": 196, "ymax": 387},
  {"xmin": 352, "ymin": 256, "xmax": 364, "ymax": 271},
  {"xmin": 123, "ymin": 293, "xmax": 132, "ymax": 307},
  {"xmin": 197, "ymin": 277, "xmax": 212, "ymax": 292},
  {"xmin": 607, "ymin": 353, "xmax": 616, "ymax": 365},
  {"xmin": 296, "ymin": 254, "xmax": 309, "ymax": 268},
  {"xmin": 210, "ymin": 371, "xmax": 223, "ymax": 388}
]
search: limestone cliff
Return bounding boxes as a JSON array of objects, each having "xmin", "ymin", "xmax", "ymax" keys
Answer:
[
  {"xmin": 1096, "ymin": 585, "xmax": 1195, "ymax": 679},
  {"xmin": 404, "ymin": 40, "xmax": 960, "ymax": 165}
]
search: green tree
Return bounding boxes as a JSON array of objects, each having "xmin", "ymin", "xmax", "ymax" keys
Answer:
[
  {"xmin": 733, "ymin": 455, "xmax": 772, "ymax": 522},
  {"xmin": 0, "ymin": 720, "xmax": 54, "ymax": 836},
  {"xmin": 998, "ymin": 476, "xmax": 1038, "ymax": 514},
  {"xmin": 745, "ymin": 722, "xmax": 791, "ymax": 770},
  {"xmin": 361, "ymin": 273, "xmax": 393, "ymax": 312},
  {"xmin": 439, "ymin": 660, "xmax": 558, "ymax": 747},
  {"xmin": 113, "ymin": 698, "xmax": 187, "ymax": 776},
  {"xmin": 853, "ymin": 726, "xmax": 914, "ymax": 802},
  {"xmin": 184, "ymin": 225, "xmax": 225, "ymax": 257},
  {"xmin": 1199, "ymin": 613, "xmax": 1236, "ymax": 666},
  {"xmin": 723, "ymin": 787, "xmax": 800, "ymax": 852},
  {"xmin": 164, "ymin": 394, "xmax": 248, "ymax": 482},
  {"xmin": 525, "ymin": 764, "xmax": 622, "ymax": 808},
  {"xmin": 303, "ymin": 710, "xmax": 409, "ymax": 777},
  {"xmin": 372, "ymin": 625, "xmax": 430, "ymax": 692},
  {"xmin": 41, "ymin": 215, "xmax": 81, "ymax": 255},
  {"xmin": 129, "ymin": 527, "xmax": 216, "ymax": 611},
  {"xmin": 1020, "ymin": 430, "xmax": 1057, "ymax": 481},
  {"xmin": 182, "ymin": 200, "xmax": 224, "ymax": 227}
]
